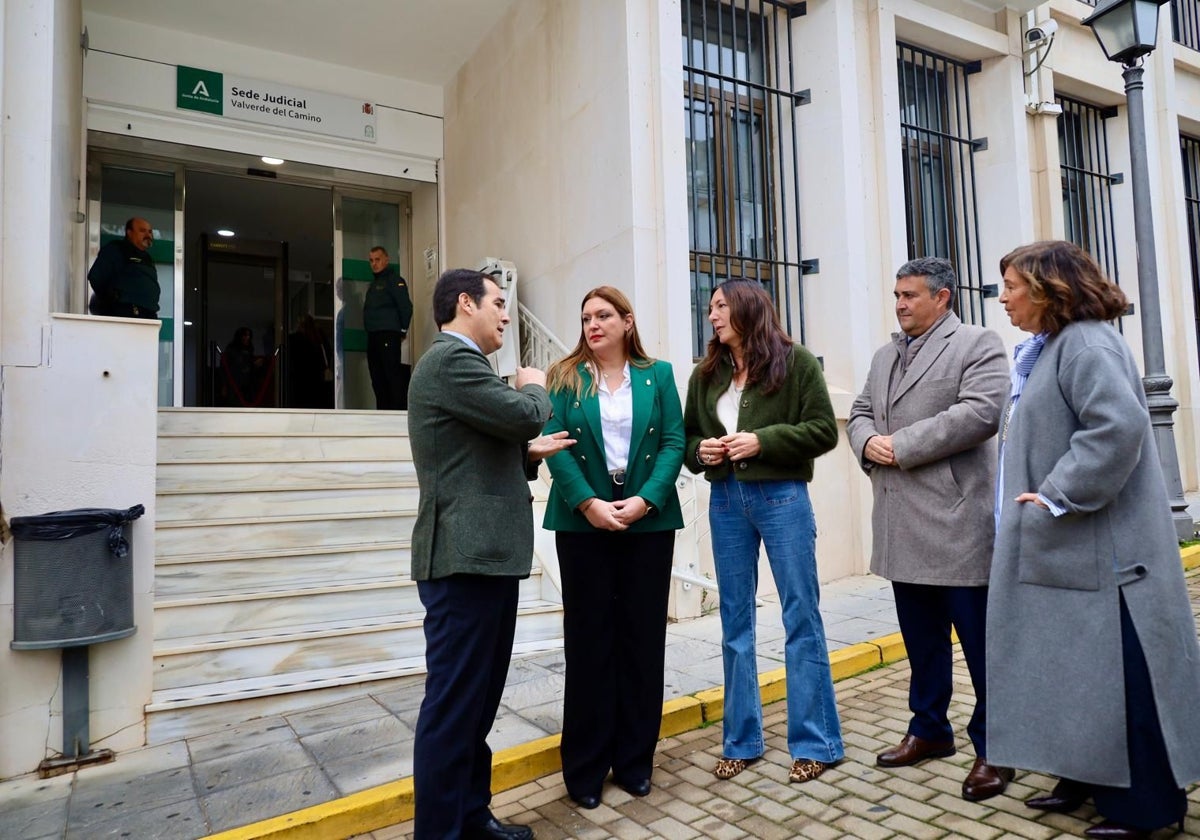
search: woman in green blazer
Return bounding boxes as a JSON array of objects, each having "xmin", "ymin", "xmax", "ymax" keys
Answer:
[{"xmin": 542, "ymin": 286, "xmax": 685, "ymax": 810}]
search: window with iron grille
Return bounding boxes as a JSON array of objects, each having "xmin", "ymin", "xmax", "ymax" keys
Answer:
[
  {"xmin": 1181, "ymin": 134, "xmax": 1200, "ymax": 373},
  {"xmin": 682, "ymin": 0, "xmax": 807, "ymax": 356},
  {"xmin": 896, "ymin": 43, "xmax": 988, "ymax": 325},
  {"xmin": 1174, "ymin": 0, "xmax": 1200, "ymax": 51},
  {"xmin": 1056, "ymin": 96, "xmax": 1121, "ymax": 284}
]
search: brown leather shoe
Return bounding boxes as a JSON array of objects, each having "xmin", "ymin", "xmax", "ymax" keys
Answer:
[
  {"xmin": 876, "ymin": 734, "xmax": 956, "ymax": 767},
  {"xmin": 961, "ymin": 756, "xmax": 1015, "ymax": 801}
]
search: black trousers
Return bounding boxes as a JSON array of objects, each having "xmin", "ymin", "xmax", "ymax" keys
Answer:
[
  {"xmin": 1060, "ymin": 592, "xmax": 1186, "ymax": 831},
  {"xmin": 892, "ymin": 582, "xmax": 989, "ymax": 756},
  {"xmin": 556, "ymin": 528, "xmax": 675, "ymax": 797},
  {"xmin": 413, "ymin": 575, "xmax": 519, "ymax": 840},
  {"xmin": 367, "ymin": 330, "xmax": 410, "ymax": 410}
]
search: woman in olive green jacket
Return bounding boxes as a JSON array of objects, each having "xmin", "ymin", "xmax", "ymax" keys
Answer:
[{"xmin": 542, "ymin": 286, "xmax": 684, "ymax": 810}]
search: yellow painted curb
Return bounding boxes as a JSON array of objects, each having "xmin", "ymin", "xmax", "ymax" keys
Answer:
[
  {"xmin": 490, "ymin": 734, "xmax": 562, "ymax": 794},
  {"xmin": 1182, "ymin": 544, "xmax": 1200, "ymax": 571},
  {"xmin": 829, "ymin": 643, "xmax": 881, "ymax": 681},
  {"xmin": 694, "ymin": 685, "xmax": 725, "ymax": 723},
  {"xmin": 659, "ymin": 695, "xmax": 704, "ymax": 738},
  {"xmin": 875, "ymin": 632, "xmax": 907, "ymax": 665},
  {"xmin": 758, "ymin": 666, "xmax": 788, "ymax": 705},
  {"xmin": 205, "ymin": 777, "xmax": 413, "ymax": 840}
]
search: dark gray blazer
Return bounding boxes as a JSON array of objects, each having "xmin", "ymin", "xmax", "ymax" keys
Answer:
[
  {"xmin": 846, "ymin": 313, "xmax": 1008, "ymax": 585},
  {"xmin": 408, "ymin": 333, "xmax": 551, "ymax": 581},
  {"xmin": 987, "ymin": 320, "xmax": 1200, "ymax": 786}
]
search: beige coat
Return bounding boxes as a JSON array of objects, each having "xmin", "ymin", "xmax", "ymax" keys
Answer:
[{"xmin": 846, "ymin": 313, "xmax": 1008, "ymax": 585}]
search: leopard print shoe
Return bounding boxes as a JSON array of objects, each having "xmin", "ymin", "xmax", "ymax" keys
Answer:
[
  {"xmin": 713, "ymin": 756, "xmax": 758, "ymax": 780},
  {"xmin": 788, "ymin": 758, "xmax": 830, "ymax": 783}
]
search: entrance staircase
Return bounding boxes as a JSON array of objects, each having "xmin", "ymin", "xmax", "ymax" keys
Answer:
[{"xmin": 147, "ymin": 408, "xmax": 563, "ymax": 742}]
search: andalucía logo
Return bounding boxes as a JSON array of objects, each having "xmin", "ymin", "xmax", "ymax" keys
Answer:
[{"xmin": 177, "ymin": 66, "xmax": 223, "ymax": 115}]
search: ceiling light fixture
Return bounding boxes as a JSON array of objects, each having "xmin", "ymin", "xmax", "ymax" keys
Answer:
[
  {"xmin": 217, "ymin": 229, "xmax": 235, "ymax": 237},
  {"xmin": 261, "ymin": 156, "xmax": 285, "ymax": 165}
]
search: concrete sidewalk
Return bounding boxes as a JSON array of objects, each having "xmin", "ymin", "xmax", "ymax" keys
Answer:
[
  {"xmin": 0, "ymin": 574, "xmax": 900, "ymax": 840},
  {"xmin": 359, "ymin": 569, "xmax": 1200, "ymax": 840}
]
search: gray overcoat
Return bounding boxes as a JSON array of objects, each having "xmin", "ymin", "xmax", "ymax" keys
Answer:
[
  {"xmin": 987, "ymin": 320, "xmax": 1200, "ymax": 787},
  {"xmin": 846, "ymin": 313, "xmax": 1008, "ymax": 585},
  {"xmin": 408, "ymin": 333, "xmax": 552, "ymax": 581}
]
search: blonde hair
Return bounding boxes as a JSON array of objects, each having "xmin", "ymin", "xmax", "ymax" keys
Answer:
[{"xmin": 546, "ymin": 286, "xmax": 653, "ymax": 398}]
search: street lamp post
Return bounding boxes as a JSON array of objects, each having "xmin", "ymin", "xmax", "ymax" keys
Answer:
[{"xmin": 1083, "ymin": 0, "xmax": 1195, "ymax": 540}]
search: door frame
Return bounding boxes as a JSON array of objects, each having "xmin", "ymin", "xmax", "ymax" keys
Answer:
[{"xmin": 85, "ymin": 151, "xmax": 186, "ymax": 406}]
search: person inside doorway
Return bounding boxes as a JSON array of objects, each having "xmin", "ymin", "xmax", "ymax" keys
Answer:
[
  {"xmin": 287, "ymin": 314, "xmax": 334, "ymax": 409},
  {"xmin": 219, "ymin": 326, "xmax": 264, "ymax": 407},
  {"xmin": 364, "ymin": 246, "xmax": 413, "ymax": 410},
  {"xmin": 87, "ymin": 217, "xmax": 160, "ymax": 319}
]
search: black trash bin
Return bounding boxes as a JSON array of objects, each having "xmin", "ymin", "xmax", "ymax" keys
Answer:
[{"xmin": 10, "ymin": 505, "xmax": 144, "ymax": 649}]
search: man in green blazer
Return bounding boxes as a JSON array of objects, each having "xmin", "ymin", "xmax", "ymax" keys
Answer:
[{"xmin": 409, "ymin": 268, "xmax": 569, "ymax": 840}]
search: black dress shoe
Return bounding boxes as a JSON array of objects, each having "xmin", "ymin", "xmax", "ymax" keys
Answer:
[
  {"xmin": 876, "ymin": 734, "xmax": 956, "ymax": 767},
  {"xmin": 1083, "ymin": 820, "xmax": 1151, "ymax": 840},
  {"xmin": 569, "ymin": 792, "xmax": 600, "ymax": 810},
  {"xmin": 961, "ymin": 756, "xmax": 1014, "ymax": 802},
  {"xmin": 614, "ymin": 777, "xmax": 651, "ymax": 797},
  {"xmin": 464, "ymin": 817, "xmax": 535, "ymax": 840},
  {"xmin": 1025, "ymin": 778, "xmax": 1089, "ymax": 813}
]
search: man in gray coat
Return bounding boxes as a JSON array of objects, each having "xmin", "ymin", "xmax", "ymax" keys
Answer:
[
  {"xmin": 409, "ymin": 269, "xmax": 571, "ymax": 840},
  {"xmin": 847, "ymin": 257, "xmax": 1010, "ymax": 801}
]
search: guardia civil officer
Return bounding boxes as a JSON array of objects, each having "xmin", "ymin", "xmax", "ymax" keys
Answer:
[
  {"xmin": 364, "ymin": 245, "xmax": 414, "ymax": 409},
  {"xmin": 88, "ymin": 217, "xmax": 160, "ymax": 319}
]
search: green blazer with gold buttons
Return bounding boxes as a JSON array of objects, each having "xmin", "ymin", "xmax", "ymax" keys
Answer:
[{"xmin": 541, "ymin": 359, "xmax": 685, "ymax": 533}]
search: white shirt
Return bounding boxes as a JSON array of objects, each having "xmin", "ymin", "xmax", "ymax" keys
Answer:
[
  {"xmin": 716, "ymin": 379, "xmax": 742, "ymax": 436},
  {"xmin": 596, "ymin": 362, "xmax": 633, "ymax": 472}
]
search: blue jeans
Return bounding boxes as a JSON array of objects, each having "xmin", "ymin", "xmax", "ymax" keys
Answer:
[{"xmin": 709, "ymin": 474, "xmax": 844, "ymax": 762}]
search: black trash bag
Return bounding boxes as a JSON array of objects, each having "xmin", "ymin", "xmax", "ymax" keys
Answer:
[{"xmin": 10, "ymin": 505, "xmax": 145, "ymax": 558}]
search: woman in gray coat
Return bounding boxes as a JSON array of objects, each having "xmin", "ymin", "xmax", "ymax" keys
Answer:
[{"xmin": 988, "ymin": 240, "xmax": 1200, "ymax": 840}]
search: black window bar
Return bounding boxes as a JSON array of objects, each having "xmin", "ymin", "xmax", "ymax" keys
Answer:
[
  {"xmin": 683, "ymin": 0, "xmax": 809, "ymax": 356},
  {"xmin": 1181, "ymin": 134, "xmax": 1200, "ymax": 377},
  {"xmin": 1057, "ymin": 96, "xmax": 1121, "ymax": 286},
  {"xmin": 897, "ymin": 43, "xmax": 989, "ymax": 325},
  {"xmin": 1174, "ymin": 0, "xmax": 1200, "ymax": 51}
]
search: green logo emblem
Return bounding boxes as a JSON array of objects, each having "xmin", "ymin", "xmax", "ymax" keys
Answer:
[{"xmin": 177, "ymin": 66, "xmax": 223, "ymax": 115}]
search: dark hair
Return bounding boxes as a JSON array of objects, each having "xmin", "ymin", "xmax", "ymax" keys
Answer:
[
  {"xmin": 896, "ymin": 256, "xmax": 957, "ymax": 302},
  {"xmin": 698, "ymin": 279, "xmax": 794, "ymax": 395},
  {"xmin": 999, "ymin": 241, "xmax": 1128, "ymax": 334},
  {"xmin": 547, "ymin": 286, "xmax": 654, "ymax": 397},
  {"xmin": 369, "ymin": 245, "xmax": 388, "ymax": 257},
  {"xmin": 432, "ymin": 268, "xmax": 491, "ymax": 328},
  {"xmin": 124, "ymin": 218, "xmax": 137, "ymax": 233}
]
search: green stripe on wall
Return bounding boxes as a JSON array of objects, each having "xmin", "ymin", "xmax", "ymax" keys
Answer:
[{"xmin": 343, "ymin": 329, "xmax": 367, "ymax": 352}]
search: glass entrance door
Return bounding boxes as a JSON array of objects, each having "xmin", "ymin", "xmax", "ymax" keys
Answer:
[
  {"xmin": 86, "ymin": 159, "xmax": 182, "ymax": 406},
  {"xmin": 334, "ymin": 191, "xmax": 412, "ymax": 410}
]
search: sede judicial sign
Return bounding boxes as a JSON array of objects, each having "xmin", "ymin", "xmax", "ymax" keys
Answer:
[{"xmin": 177, "ymin": 65, "xmax": 377, "ymax": 143}]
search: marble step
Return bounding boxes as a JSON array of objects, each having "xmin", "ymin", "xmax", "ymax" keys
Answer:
[
  {"xmin": 144, "ymin": 636, "xmax": 565, "ymax": 743},
  {"xmin": 153, "ymin": 574, "xmax": 544, "ymax": 639},
  {"xmin": 155, "ymin": 511, "xmax": 416, "ymax": 559},
  {"xmin": 158, "ymin": 408, "xmax": 409, "ymax": 436},
  {"xmin": 151, "ymin": 602, "xmax": 564, "ymax": 691},
  {"xmin": 158, "ymin": 434, "xmax": 410, "ymax": 463},
  {"xmin": 156, "ymin": 484, "xmax": 419, "ymax": 522},
  {"xmin": 155, "ymin": 543, "xmax": 414, "ymax": 597},
  {"xmin": 156, "ymin": 459, "xmax": 416, "ymax": 491}
]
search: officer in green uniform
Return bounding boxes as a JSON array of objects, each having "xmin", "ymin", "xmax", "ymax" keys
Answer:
[
  {"xmin": 87, "ymin": 217, "xmax": 160, "ymax": 319},
  {"xmin": 364, "ymin": 245, "xmax": 414, "ymax": 410}
]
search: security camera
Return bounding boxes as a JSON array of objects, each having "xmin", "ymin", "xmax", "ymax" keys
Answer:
[{"xmin": 1025, "ymin": 19, "xmax": 1058, "ymax": 46}]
